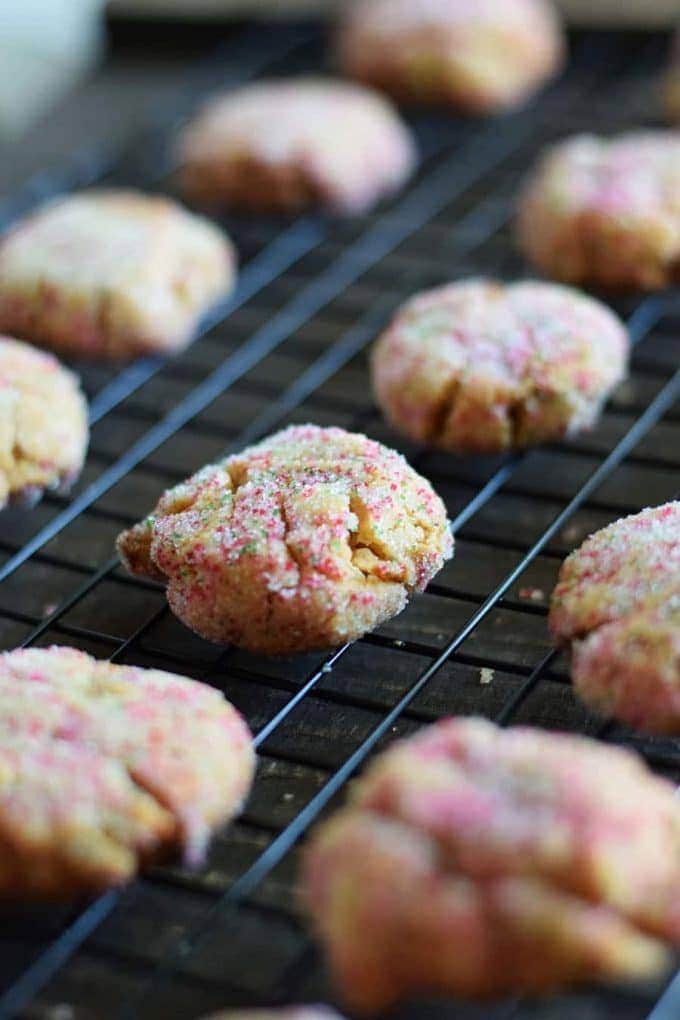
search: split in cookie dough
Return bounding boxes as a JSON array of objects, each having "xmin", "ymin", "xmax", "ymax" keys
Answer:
[
  {"xmin": 0, "ymin": 645, "xmax": 254, "ymax": 897},
  {"xmin": 371, "ymin": 278, "xmax": 628, "ymax": 453}
]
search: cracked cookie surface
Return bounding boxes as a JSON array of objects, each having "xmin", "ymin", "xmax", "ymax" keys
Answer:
[
  {"xmin": 0, "ymin": 645, "xmax": 254, "ymax": 897},
  {"xmin": 303, "ymin": 717, "xmax": 680, "ymax": 1009},
  {"xmin": 0, "ymin": 335, "xmax": 88, "ymax": 508},
  {"xmin": 371, "ymin": 279, "xmax": 627, "ymax": 454},
  {"xmin": 117, "ymin": 424, "xmax": 453, "ymax": 655},
  {"xmin": 517, "ymin": 132, "xmax": 680, "ymax": 290},
  {"xmin": 0, "ymin": 190, "xmax": 235, "ymax": 360},
  {"xmin": 337, "ymin": 0, "xmax": 564, "ymax": 113},
  {"xmin": 177, "ymin": 78, "xmax": 416, "ymax": 216},
  {"xmin": 550, "ymin": 502, "xmax": 680, "ymax": 734}
]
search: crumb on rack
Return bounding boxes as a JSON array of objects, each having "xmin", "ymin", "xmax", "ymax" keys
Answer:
[{"xmin": 519, "ymin": 587, "xmax": 545, "ymax": 602}]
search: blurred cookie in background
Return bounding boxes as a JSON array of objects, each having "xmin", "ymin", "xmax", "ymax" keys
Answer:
[
  {"xmin": 0, "ymin": 336, "xmax": 88, "ymax": 508},
  {"xmin": 176, "ymin": 78, "xmax": 417, "ymax": 215},
  {"xmin": 517, "ymin": 132, "xmax": 680, "ymax": 290},
  {"xmin": 337, "ymin": 0, "xmax": 565, "ymax": 114},
  {"xmin": 0, "ymin": 189, "xmax": 235, "ymax": 360}
]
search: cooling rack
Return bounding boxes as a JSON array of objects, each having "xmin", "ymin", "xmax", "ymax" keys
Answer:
[{"xmin": 0, "ymin": 21, "xmax": 677, "ymax": 1020}]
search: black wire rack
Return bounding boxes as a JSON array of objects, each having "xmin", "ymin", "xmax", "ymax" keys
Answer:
[{"xmin": 0, "ymin": 21, "xmax": 678, "ymax": 1020}]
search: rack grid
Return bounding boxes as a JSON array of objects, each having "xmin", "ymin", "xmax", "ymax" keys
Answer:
[{"xmin": 0, "ymin": 22, "xmax": 677, "ymax": 1020}]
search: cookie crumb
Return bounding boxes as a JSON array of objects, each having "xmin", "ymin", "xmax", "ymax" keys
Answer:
[{"xmin": 519, "ymin": 587, "xmax": 545, "ymax": 602}]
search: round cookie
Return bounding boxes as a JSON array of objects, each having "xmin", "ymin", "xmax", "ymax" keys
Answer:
[
  {"xmin": 371, "ymin": 279, "xmax": 628, "ymax": 454},
  {"xmin": 0, "ymin": 190, "xmax": 235, "ymax": 360},
  {"xmin": 117, "ymin": 425, "xmax": 453, "ymax": 655},
  {"xmin": 550, "ymin": 502, "xmax": 680, "ymax": 735},
  {"xmin": 517, "ymin": 132, "xmax": 680, "ymax": 291},
  {"xmin": 0, "ymin": 335, "xmax": 88, "ymax": 508},
  {"xmin": 176, "ymin": 78, "xmax": 416, "ymax": 215},
  {"xmin": 303, "ymin": 717, "xmax": 680, "ymax": 1009},
  {"xmin": 337, "ymin": 0, "xmax": 565, "ymax": 114},
  {"xmin": 0, "ymin": 645, "xmax": 254, "ymax": 897}
]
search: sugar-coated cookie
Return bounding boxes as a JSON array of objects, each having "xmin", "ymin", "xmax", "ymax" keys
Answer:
[
  {"xmin": 550, "ymin": 503, "xmax": 680, "ymax": 735},
  {"xmin": 0, "ymin": 646, "xmax": 254, "ymax": 897},
  {"xmin": 337, "ymin": 0, "xmax": 564, "ymax": 114},
  {"xmin": 117, "ymin": 425, "xmax": 453, "ymax": 655},
  {"xmin": 202, "ymin": 1009, "xmax": 344, "ymax": 1020},
  {"xmin": 517, "ymin": 132, "xmax": 680, "ymax": 290},
  {"xmin": 0, "ymin": 335, "xmax": 88, "ymax": 508},
  {"xmin": 177, "ymin": 78, "xmax": 416, "ymax": 215},
  {"xmin": 371, "ymin": 279, "xmax": 628, "ymax": 454},
  {"xmin": 0, "ymin": 190, "xmax": 235, "ymax": 360},
  {"xmin": 303, "ymin": 717, "xmax": 680, "ymax": 1009}
]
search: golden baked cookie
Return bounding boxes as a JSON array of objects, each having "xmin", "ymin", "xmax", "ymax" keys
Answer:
[
  {"xmin": 0, "ymin": 190, "xmax": 235, "ymax": 360},
  {"xmin": 0, "ymin": 645, "xmax": 254, "ymax": 897},
  {"xmin": 117, "ymin": 425, "xmax": 453, "ymax": 655},
  {"xmin": 550, "ymin": 502, "xmax": 680, "ymax": 735},
  {"xmin": 303, "ymin": 717, "xmax": 680, "ymax": 1009},
  {"xmin": 371, "ymin": 279, "xmax": 628, "ymax": 454},
  {"xmin": 337, "ymin": 0, "xmax": 565, "ymax": 114},
  {"xmin": 517, "ymin": 132, "xmax": 680, "ymax": 291},
  {"xmin": 177, "ymin": 78, "xmax": 416, "ymax": 215},
  {"xmin": 0, "ymin": 335, "xmax": 88, "ymax": 508}
]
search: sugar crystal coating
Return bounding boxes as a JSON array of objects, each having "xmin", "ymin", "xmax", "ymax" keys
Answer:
[
  {"xmin": 0, "ymin": 190, "xmax": 235, "ymax": 359},
  {"xmin": 517, "ymin": 132, "xmax": 680, "ymax": 290},
  {"xmin": 117, "ymin": 425, "xmax": 453, "ymax": 655},
  {"xmin": 0, "ymin": 335, "xmax": 88, "ymax": 507},
  {"xmin": 0, "ymin": 646, "xmax": 254, "ymax": 896},
  {"xmin": 550, "ymin": 502, "xmax": 680, "ymax": 734},
  {"xmin": 371, "ymin": 279, "xmax": 628, "ymax": 453},
  {"xmin": 303, "ymin": 717, "xmax": 680, "ymax": 1008},
  {"xmin": 178, "ymin": 78, "xmax": 416, "ymax": 215}
]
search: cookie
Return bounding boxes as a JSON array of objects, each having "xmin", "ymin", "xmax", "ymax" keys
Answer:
[
  {"xmin": 663, "ymin": 30, "xmax": 680, "ymax": 123},
  {"xmin": 0, "ymin": 190, "xmax": 235, "ymax": 360},
  {"xmin": 550, "ymin": 503, "xmax": 680, "ymax": 735},
  {"xmin": 117, "ymin": 424, "xmax": 453, "ymax": 655},
  {"xmin": 337, "ymin": 0, "xmax": 564, "ymax": 114},
  {"xmin": 177, "ymin": 78, "xmax": 416, "ymax": 215},
  {"xmin": 0, "ymin": 646, "xmax": 254, "ymax": 897},
  {"xmin": 0, "ymin": 335, "xmax": 88, "ymax": 508},
  {"xmin": 203, "ymin": 1009, "xmax": 344, "ymax": 1020},
  {"xmin": 517, "ymin": 132, "xmax": 680, "ymax": 290},
  {"xmin": 371, "ymin": 279, "xmax": 628, "ymax": 454},
  {"xmin": 303, "ymin": 717, "xmax": 680, "ymax": 1009}
]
